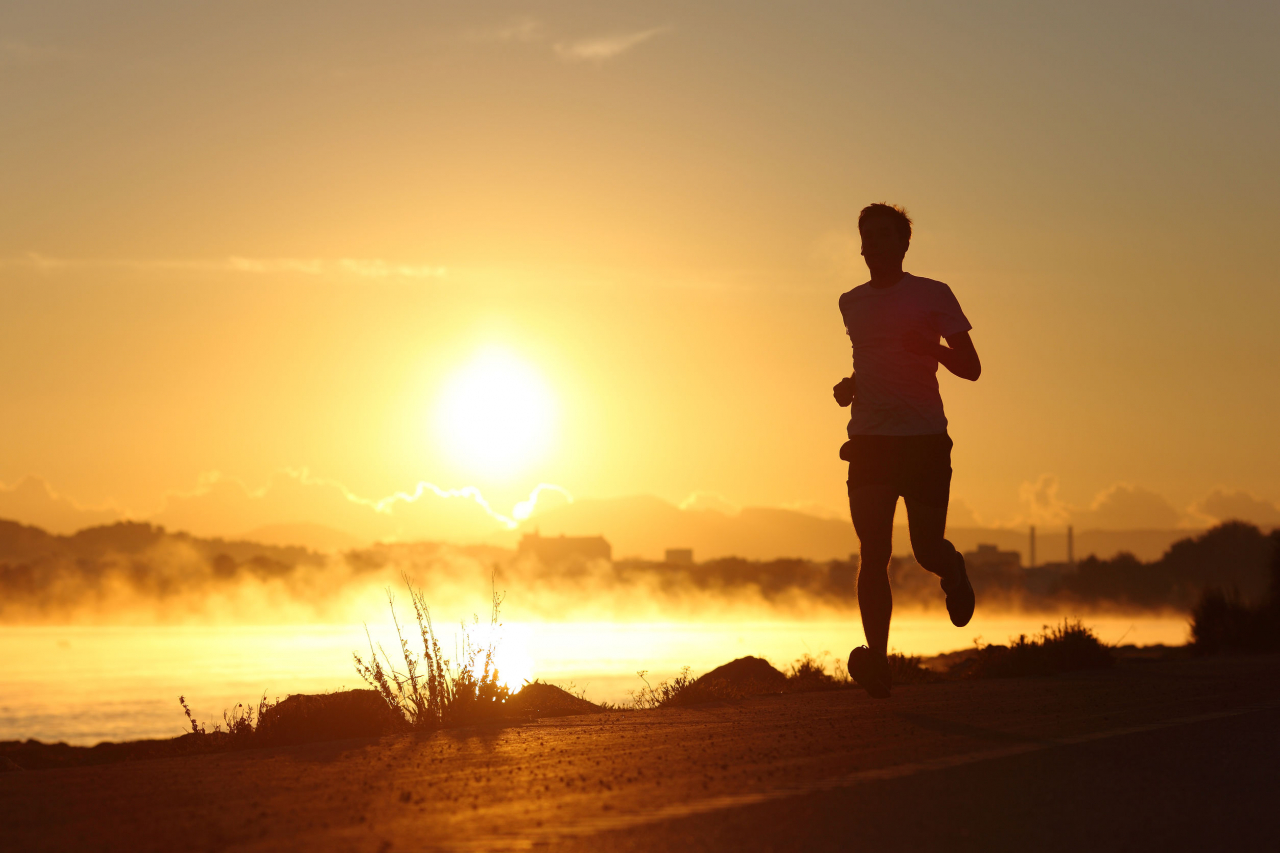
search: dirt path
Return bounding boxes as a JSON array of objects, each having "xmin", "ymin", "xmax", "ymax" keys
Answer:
[{"xmin": 4, "ymin": 654, "xmax": 1279, "ymax": 852}]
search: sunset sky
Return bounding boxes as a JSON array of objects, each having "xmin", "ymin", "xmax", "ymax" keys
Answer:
[{"xmin": 2, "ymin": 2, "xmax": 1278, "ymax": 539}]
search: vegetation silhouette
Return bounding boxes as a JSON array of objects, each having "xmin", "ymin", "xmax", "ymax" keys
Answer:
[
  {"xmin": 1, "ymin": 515, "xmax": 1275, "ymax": 618},
  {"xmin": 1190, "ymin": 529, "xmax": 1280, "ymax": 653},
  {"xmin": 353, "ymin": 574, "xmax": 510, "ymax": 729}
]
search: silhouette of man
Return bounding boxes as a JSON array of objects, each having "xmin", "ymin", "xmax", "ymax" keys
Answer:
[{"xmin": 836, "ymin": 203, "xmax": 980, "ymax": 698}]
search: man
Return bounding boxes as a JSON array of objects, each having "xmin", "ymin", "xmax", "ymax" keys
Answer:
[{"xmin": 835, "ymin": 203, "xmax": 981, "ymax": 699}]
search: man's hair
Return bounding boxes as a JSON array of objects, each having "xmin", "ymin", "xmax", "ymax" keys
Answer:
[{"xmin": 858, "ymin": 203, "xmax": 912, "ymax": 244}]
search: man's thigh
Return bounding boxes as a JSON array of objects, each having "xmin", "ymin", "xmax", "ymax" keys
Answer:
[
  {"xmin": 847, "ymin": 484, "xmax": 898, "ymax": 553},
  {"xmin": 903, "ymin": 495, "xmax": 947, "ymax": 547}
]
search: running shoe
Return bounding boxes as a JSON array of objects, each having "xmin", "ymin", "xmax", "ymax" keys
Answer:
[
  {"xmin": 940, "ymin": 554, "xmax": 975, "ymax": 627},
  {"xmin": 847, "ymin": 646, "xmax": 891, "ymax": 699}
]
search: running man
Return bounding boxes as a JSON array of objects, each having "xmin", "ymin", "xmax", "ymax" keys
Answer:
[{"xmin": 835, "ymin": 203, "xmax": 981, "ymax": 699}]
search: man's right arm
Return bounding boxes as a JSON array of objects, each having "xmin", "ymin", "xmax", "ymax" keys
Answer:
[{"xmin": 833, "ymin": 374, "xmax": 856, "ymax": 407}]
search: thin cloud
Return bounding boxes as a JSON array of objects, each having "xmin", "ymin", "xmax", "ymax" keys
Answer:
[
  {"xmin": 336, "ymin": 258, "xmax": 447, "ymax": 279},
  {"xmin": 554, "ymin": 27, "xmax": 667, "ymax": 62},
  {"xmin": 1, "ymin": 254, "xmax": 446, "ymax": 280},
  {"xmin": 227, "ymin": 257, "xmax": 325, "ymax": 275},
  {"xmin": 151, "ymin": 468, "xmax": 574, "ymax": 540},
  {"xmin": 493, "ymin": 17, "xmax": 546, "ymax": 43}
]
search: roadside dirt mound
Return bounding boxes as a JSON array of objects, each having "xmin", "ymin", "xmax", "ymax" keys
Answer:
[
  {"xmin": 507, "ymin": 682, "xmax": 602, "ymax": 718},
  {"xmin": 695, "ymin": 656, "xmax": 787, "ymax": 695},
  {"xmin": 257, "ymin": 689, "xmax": 404, "ymax": 744},
  {"xmin": 0, "ymin": 732, "xmax": 228, "ymax": 771}
]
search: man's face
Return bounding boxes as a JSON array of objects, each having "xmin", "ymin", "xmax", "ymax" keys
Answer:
[{"xmin": 859, "ymin": 217, "xmax": 909, "ymax": 268}]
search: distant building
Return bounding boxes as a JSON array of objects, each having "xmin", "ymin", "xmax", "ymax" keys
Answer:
[
  {"xmin": 517, "ymin": 532, "xmax": 612, "ymax": 566},
  {"xmin": 1024, "ymin": 562, "xmax": 1074, "ymax": 597},
  {"xmin": 964, "ymin": 543, "xmax": 1022, "ymax": 589},
  {"xmin": 664, "ymin": 548, "xmax": 694, "ymax": 565}
]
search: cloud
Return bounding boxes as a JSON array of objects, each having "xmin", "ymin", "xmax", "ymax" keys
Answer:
[
  {"xmin": 492, "ymin": 17, "xmax": 546, "ymax": 43},
  {"xmin": 1015, "ymin": 475, "xmax": 1189, "ymax": 530},
  {"xmin": 513, "ymin": 484, "xmax": 573, "ymax": 521},
  {"xmin": 1018, "ymin": 474, "xmax": 1071, "ymax": 526},
  {"xmin": 335, "ymin": 259, "xmax": 447, "ymax": 279},
  {"xmin": 944, "ymin": 497, "xmax": 984, "ymax": 528},
  {"xmin": 779, "ymin": 501, "xmax": 845, "ymax": 521},
  {"xmin": 1193, "ymin": 489, "xmax": 1280, "ymax": 529},
  {"xmin": 0, "ymin": 476, "xmax": 121, "ymax": 534},
  {"xmin": 148, "ymin": 469, "xmax": 572, "ymax": 543},
  {"xmin": 555, "ymin": 28, "xmax": 667, "ymax": 62},
  {"xmin": 226, "ymin": 257, "xmax": 326, "ymax": 275},
  {"xmin": 1070, "ymin": 483, "xmax": 1184, "ymax": 530},
  {"xmin": 2, "ymin": 254, "xmax": 446, "ymax": 280},
  {"xmin": 679, "ymin": 491, "xmax": 740, "ymax": 515}
]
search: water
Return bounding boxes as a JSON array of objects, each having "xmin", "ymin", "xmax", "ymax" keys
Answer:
[{"xmin": 0, "ymin": 613, "xmax": 1190, "ymax": 745}]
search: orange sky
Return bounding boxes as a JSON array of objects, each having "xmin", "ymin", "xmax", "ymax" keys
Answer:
[{"xmin": 2, "ymin": 2, "xmax": 1278, "ymax": 538}]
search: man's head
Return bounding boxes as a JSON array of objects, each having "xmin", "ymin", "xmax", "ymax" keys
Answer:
[{"xmin": 858, "ymin": 203, "xmax": 912, "ymax": 275}]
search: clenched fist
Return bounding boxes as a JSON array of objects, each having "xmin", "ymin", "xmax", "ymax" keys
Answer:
[{"xmin": 833, "ymin": 375, "xmax": 856, "ymax": 407}]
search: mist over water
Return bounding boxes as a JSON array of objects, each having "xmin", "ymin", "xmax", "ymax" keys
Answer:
[
  {"xmin": 1, "ymin": 610, "xmax": 1191, "ymax": 746},
  {"xmin": 1, "ymin": 528, "xmax": 1202, "ymax": 744}
]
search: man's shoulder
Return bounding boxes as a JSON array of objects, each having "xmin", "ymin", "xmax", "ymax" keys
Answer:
[
  {"xmin": 838, "ymin": 281, "xmax": 874, "ymax": 309},
  {"xmin": 904, "ymin": 273, "xmax": 951, "ymax": 291},
  {"xmin": 904, "ymin": 274, "xmax": 962, "ymax": 304}
]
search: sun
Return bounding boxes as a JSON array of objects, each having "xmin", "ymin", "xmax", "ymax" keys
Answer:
[{"xmin": 435, "ymin": 348, "xmax": 557, "ymax": 479}]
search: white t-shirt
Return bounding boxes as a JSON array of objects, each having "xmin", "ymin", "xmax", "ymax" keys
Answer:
[{"xmin": 839, "ymin": 273, "xmax": 972, "ymax": 436}]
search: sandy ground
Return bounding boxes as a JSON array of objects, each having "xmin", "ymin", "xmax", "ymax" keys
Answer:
[{"xmin": 4, "ymin": 654, "xmax": 1279, "ymax": 852}]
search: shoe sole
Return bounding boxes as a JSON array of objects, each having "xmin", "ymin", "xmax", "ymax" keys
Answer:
[
  {"xmin": 947, "ymin": 579, "xmax": 975, "ymax": 627},
  {"xmin": 847, "ymin": 648, "xmax": 891, "ymax": 699}
]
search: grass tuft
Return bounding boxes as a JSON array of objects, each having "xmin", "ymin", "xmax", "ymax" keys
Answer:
[
  {"xmin": 955, "ymin": 619, "xmax": 1114, "ymax": 679},
  {"xmin": 886, "ymin": 652, "xmax": 940, "ymax": 684},
  {"xmin": 353, "ymin": 572, "xmax": 510, "ymax": 729},
  {"xmin": 177, "ymin": 693, "xmax": 278, "ymax": 742},
  {"xmin": 786, "ymin": 653, "xmax": 844, "ymax": 692},
  {"xmin": 629, "ymin": 668, "xmax": 743, "ymax": 708}
]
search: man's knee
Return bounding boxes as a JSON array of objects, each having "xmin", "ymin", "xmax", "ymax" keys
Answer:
[
  {"xmin": 911, "ymin": 537, "xmax": 958, "ymax": 575},
  {"xmin": 857, "ymin": 544, "xmax": 891, "ymax": 569},
  {"xmin": 857, "ymin": 551, "xmax": 891, "ymax": 586}
]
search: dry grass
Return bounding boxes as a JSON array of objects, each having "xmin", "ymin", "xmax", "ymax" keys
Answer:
[
  {"xmin": 954, "ymin": 619, "xmax": 1114, "ymax": 679},
  {"xmin": 353, "ymin": 573, "xmax": 510, "ymax": 729},
  {"xmin": 786, "ymin": 653, "xmax": 845, "ymax": 691},
  {"xmin": 177, "ymin": 693, "xmax": 277, "ymax": 742},
  {"xmin": 629, "ymin": 667, "xmax": 744, "ymax": 708}
]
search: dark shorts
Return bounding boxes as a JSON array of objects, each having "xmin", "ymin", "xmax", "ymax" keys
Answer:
[{"xmin": 840, "ymin": 433, "xmax": 953, "ymax": 509}]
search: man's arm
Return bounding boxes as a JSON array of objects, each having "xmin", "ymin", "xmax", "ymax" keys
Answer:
[
  {"xmin": 905, "ymin": 331, "xmax": 981, "ymax": 381},
  {"xmin": 833, "ymin": 374, "xmax": 856, "ymax": 406}
]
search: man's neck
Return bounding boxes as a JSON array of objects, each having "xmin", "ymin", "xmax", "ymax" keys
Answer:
[{"xmin": 868, "ymin": 267, "xmax": 906, "ymax": 289}]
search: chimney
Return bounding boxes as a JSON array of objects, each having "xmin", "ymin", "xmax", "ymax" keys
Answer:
[
  {"xmin": 1029, "ymin": 525, "xmax": 1037, "ymax": 569},
  {"xmin": 1067, "ymin": 525, "xmax": 1074, "ymax": 566}
]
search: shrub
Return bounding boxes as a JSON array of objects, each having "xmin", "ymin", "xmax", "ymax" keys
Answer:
[
  {"xmin": 1190, "ymin": 588, "xmax": 1278, "ymax": 654},
  {"xmin": 886, "ymin": 652, "xmax": 939, "ymax": 684},
  {"xmin": 630, "ymin": 667, "xmax": 742, "ymax": 708},
  {"xmin": 177, "ymin": 693, "xmax": 277, "ymax": 743},
  {"xmin": 960, "ymin": 619, "xmax": 1114, "ymax": 679},
  {"xmin": 353, "ymin": 574, "xmax": 510, "ymax": 729},
  {"xmin": 786, "ymin": 654, "xmax": 844, "ymax": 692}
]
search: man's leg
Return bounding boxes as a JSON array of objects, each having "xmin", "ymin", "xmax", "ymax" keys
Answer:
[
  {"xmin": 848, "ymin": 484, "xmax": 898, "ymax": 658},
  {"xmin": 902, "ymin": 496, "xmax": 961, "ymax": 579},
  {"xmin": 904, "ymin": 495, "xmax": 974, "ymax": 627}
]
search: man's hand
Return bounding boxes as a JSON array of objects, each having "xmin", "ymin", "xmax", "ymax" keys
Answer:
[{"xmin": 833, "ymin": 375, "xmax": 857, "ymax": 407}]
